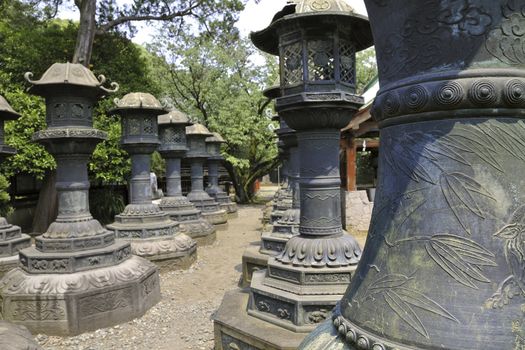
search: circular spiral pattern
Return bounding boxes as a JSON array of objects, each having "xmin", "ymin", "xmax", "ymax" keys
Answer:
[
  {"xmin": 468, "ymin": 80, "xmax": 497, "ymax": 105},
  {"xmin": 504, "ymin": 79, "xmax": 525, "ymax": 105},
  {"xmin": 383, "ymin": 92, "xmax": 401, "ymax": 116},
  {"xmin": 434, "ymin": 81, "xmax": 464, "ymax": 106},
  {"xmin": 403, "ymin": 85, "xmax": 429, "ymax": 111}
]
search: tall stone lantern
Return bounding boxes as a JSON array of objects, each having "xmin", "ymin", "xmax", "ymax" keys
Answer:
[
  {"xmin": 157, "ymin": 110, "xmax": 216, "ymax": 245},
  {"xmin": 0, "ymin": 96, "xmax": 31, "ymax": 278},
  {"xmin": 185, "ymin": 124, "xmax": 228, "ymax": 226},
  {"xmin": 107, "ymin": 93, "xmax": 196, "ymax": 269},
  {"xmin": 0, "ymin": 63, "xmax": 160, "ymax": 335},
  {"xmin": 214, "ymin": 1, "xmax": 372, "ymax": 349},
  {"xmin": 301, "ymin": 1, "xmax": 525, "ymax": 350},
  {"xmin": 205, "ymin": 133, "xmax": 238, "ymax": 215}
]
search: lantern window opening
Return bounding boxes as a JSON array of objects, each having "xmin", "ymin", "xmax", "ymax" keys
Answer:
[
  {"xmin": 307, "ymin": 38, "xmax": 335, "ymax": 82},
  {"xmin": 128, "ymin": 116, "xmax": 141, "ymax": 135},
  {"xmin": 143, "ymin": 116, "xmax": 156, "ymax": 135},
  {"xmin": 339, "ymin": 39, "xmax": 356, "ymax": 86},
  {"xmin": 280, "ymin": 41, "xmax": 304, "ymax": 87}
]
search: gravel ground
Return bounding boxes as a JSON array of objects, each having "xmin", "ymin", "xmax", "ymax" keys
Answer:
[{"xmin": 36, "ymin": 204, "xmax": 265, "ymax": 350}]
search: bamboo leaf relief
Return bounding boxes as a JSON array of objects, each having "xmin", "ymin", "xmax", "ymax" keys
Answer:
[
  {"xmin": 362, "ymin": 274, "xmax": 459, "ymax": 339},
  {"xmin": 440, "ymin": 172, "xmax": 495, "ymax": 235}
]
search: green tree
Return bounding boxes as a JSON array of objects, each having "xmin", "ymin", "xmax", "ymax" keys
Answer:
[
  {"xmin": 356, "ymin": 46, "xmax": 377, "ymax": 94},
  {"xmin": 149, "ymin": 31, "xmax": 279, "ymax": 203}
]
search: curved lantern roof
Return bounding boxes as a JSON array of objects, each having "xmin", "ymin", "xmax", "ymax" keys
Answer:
[
  {"xmin": 263, "ymin": 77, "xmax": 281, "ymax": 99},
  {"xmin": 206, "ymin": 132, "xmax": 226, "ymax": 144},
  {"xmin": 250, "ymin": 0, "xmax": 373, "ymax": 55},
  {"xmin": 111, "ymin": 92, "xmax": 167, "ymax": 114},
  {"xmin": 186, "ymin": 123, "xmax": 213, "ymax": 137},
  {"xmin": 24, "ymin": 62, "xmax": 119, "ymax": 96},
  {"xmin": 0, "ymin": 95, "xmax": 21, "ymax": 120},
  {"xmin": 158, "ymin": 109, "xmax": 192, "ymax": 126}
]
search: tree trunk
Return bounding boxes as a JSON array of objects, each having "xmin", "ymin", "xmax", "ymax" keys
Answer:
[
  {"xmin": 31, "ymin": 170, "xmax": 58, "ymax": 234},
  {"xmin": 72, "ymin": 0, "xmax": 97, "ymax": 66}
]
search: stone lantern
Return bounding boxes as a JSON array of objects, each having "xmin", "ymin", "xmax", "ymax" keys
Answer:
[
  {"xmin": 107, "ymin": 93, "xmax": 196, "ymax": 269},
  {"xmin": 185, "ymin": 124, "xmax": 227, "ymax": 226},
  {"xmin": 0, "ymin": 63, "xmax": 160, "ymax": 335},
  {"xmin": 0, "ymin": 96, "xmax": 31, "ymax": 278},
  {"xmin": 157, "ymin": 110, "xmax": 216, "ymax": 245},
  {"xmin": 205, "ymin": 133, "xmax": 238, "ymax": 216},
  {"xmin": 301, "ymin": 1, "xmax": 525, "ymax": 349},
  {"xmin": 214, "ymin": 1, "xmax": 372, "ymax": 349},
  {"xmin": 241, "ymin": 85, "xmax": 301, "ymax": 287}
]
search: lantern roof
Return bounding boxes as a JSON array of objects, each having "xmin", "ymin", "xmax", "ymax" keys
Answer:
[
  {"xmin": 112, "ymin": 92, "xmax": 167, "ymax": 114},
  {"xmin": 251, "ymin": 0, "xmax": 373, "ymax": 55},
  {"xmin": 158, "ymin": 109, "xmax": 192, "ymax": 126},
  {"xmin": 24, "ymin": 62, "xmax": 118, "ymax": 95},
  {"xmin": 186, "ymin": 123, "xmax": 212, "ymax": 137},
  {"xmin": 263, "ymin": 78, "xmax": 281, "ymax": 99},
  {"xmin": 206, "ymin": 132, "xmax": 226, "ymax": 144},
  {"xmin": 0, "ymin": 95, "xmax": 20, "ymax": 120}
]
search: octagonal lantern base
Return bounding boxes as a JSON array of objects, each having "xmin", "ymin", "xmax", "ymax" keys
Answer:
[
  {"xmin": 240, "ymin": 243, "xmax": 270, "ymax": 288},
  {"xmin": 0, "ymin": 255, "xmax": 160, "ymax": 336},
  {"xmin": 214, "ymin": 289, "xmax": 307, "ymax": 350},
  {"xmin": 126, "ymin": 234, "xmax": 197, "ymax": 271},
  {"xmin": 201, "ymin": 209, "xmax": 228, "ymax": 226}
]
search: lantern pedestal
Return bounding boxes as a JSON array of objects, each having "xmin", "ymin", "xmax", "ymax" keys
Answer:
[
  {"xmin": 206, "ymin": 133, "xmax": 238, "ymax": 217},
  {"xmin": 0, "ymin": 64, "xmax": 160, "ymax": 335},
  {"xmin": 214, "ymin": 289, "xmax": 307, "ymax": 350},
  {"xmin": 186, "ymin": 124, "xmax": 228, "ymax": 227},
  {"xmin": 0, "ymin": 97, "xmax": 31, "ymax": 279},
  {"xmin": 157, "ymin": 111, "xmax": 216, "ymax": 245},
  {"xmin": 107, "ymin": 94, "xmax": 196, "ymax": 268}
]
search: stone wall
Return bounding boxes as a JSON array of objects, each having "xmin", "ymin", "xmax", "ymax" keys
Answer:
[{"xmin": 345, "ymin": 190, "xmax": 373, "ymax": 232}]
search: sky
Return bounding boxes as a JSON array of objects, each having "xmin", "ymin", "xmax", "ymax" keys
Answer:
[{"xmin": 58, "ymin": 0, "xmax": 368, "ymax": 45}]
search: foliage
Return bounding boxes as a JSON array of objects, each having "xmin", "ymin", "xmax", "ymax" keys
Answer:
[
  {"xmin": 149, "ymin": 30, "xmax": 279, "ymax": 203},
  {"xmin": 0, "ymin": 174, "xmax": 13, "ymax": 218},
  {"xmin": 89, "ymin": 187, "xmax": 125, "ymax": 224},
  {"xmin": 356, "ymin": 46, "xmax": 378, "ymax": 94}
]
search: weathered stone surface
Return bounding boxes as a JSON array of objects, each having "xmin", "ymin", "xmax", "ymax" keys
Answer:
[
  {"xmin": 240, "ymin": 244, "xmax": 269, "ymax": 288},
  {"xmin": 214, "ymin": 289, "xmax": 307, "ymax": 350},
  {"xmin": 344, "ymin": 190, "xmax": 373, "ymax": 232},
  {"xmin": 0, "ymin": 321, "xmax": 42, "ymax": 350},
  {"xmin": 0, "ymin": 256, "xmax": 160, "ymax": 336}
]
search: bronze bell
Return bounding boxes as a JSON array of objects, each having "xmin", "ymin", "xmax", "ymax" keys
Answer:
[{"xmin": 300, "ymin": 1, "xmax": 525, "ymax": 349}]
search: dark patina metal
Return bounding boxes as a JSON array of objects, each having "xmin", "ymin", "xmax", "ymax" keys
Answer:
[
  {"xmin": 157, "ymin": 110, "xmax": 216, "ymax": 245},
  {"xmin": 0, "ymin": 96, "xmax": 31, "ymax": 278},
  {"xmin": 300, "ymin": 1, "xmax": 525, "ymax": 350},
  {"xmin": 107, "ymin": 93, "xmax": 196, "ymax": 267},
  {"xmin": 0, "ymin": 63, "xmax": 160, "ymax": 335},
  {"xmin": 185, "ymin": 124, "xmax": 228, "ymax": 226},
  {"xmin": 205, "ymin": 133, "xmax": 238, "ymax": 215}
]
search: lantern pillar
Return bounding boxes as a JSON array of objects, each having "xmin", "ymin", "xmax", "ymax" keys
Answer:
[
  {"xmin": 107, "ymin": 93, "xmax": 196, "ymax": 269},
  {"xmin": 157, "ymin": 111, "xmax": 216, "ymax": 245}
]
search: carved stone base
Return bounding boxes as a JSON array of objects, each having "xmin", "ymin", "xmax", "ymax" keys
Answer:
[
  {"xmin": 0, "ymin": 255, "xmax": 160, "ymax": 336},
  {"xmin": 223, "ymin": 203, "xmax": 239, "ymax": 217},
  {"xmin": 125, "ymin": 233, "xmax": 197, "ymax": 269},
  {"xmin": 240, "ymin": 244, "xmax": 269, "ymax": 288},
  {"xmin": 161, "ymin": 206, "xmax": 216, "ymax": 244},
  {"xmin": 0, "ymin": 255, "xmax": 19, "ymax": 280},
  {"xmin": 214, "ymin": 289, "xmax": 307, "ymax": 350},
  {"xmin": 247, "ymin": 268, "xmax": 354, "ymax": 333},
  {"xmin": 0, "ymin": 234, "xmax": 31, "ymax": 258},
  {"xmin": 0, "ymin": 321, "xmax": 43, "ymax": 350},
  {"xmin": 192, "ymin": 231, "xmax": 217, "ymax": 246},
  {"xmin": 201, "ymin": 209, "xmax": 228, "ymax": 225}
]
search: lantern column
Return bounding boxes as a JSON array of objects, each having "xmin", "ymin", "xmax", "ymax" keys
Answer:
[
  {"xmin": 0, "ymin": 63, "xmax": 160, "ymax": 335},
  {"xmin": 205, "ymin": 133, "xmax": 238, "ymax": 216},
  {"xmin": 157, "ymin": 111, "xmax": 216, "ymax": 245},
  {"xmin": 185, "ymin": 124, "xmax": 228, "ymax": 227},
  {"xmin": 107, "ymin": 93, "xmax": 196, "ymax": 269}
]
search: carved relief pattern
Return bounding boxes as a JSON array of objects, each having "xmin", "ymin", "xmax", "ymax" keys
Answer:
[
  {"xmin": 12, "ymin": 300, "xmax": 65, "ymax": 321},
  {"xmin": 307, "ymin": 40, "xmax": 334, "ymax": 82},
  {"xmin": 80, "ymin": 289, "xmax": 131, "ymax": 317},
  {"xmin": 253, "ymin": 294, "xmax": 295, "ymax": 321},
  {"xmin": 348, "ymin": 118, "xmax": 525, "ymax": 343},
  {"xmin": 486, "ymin": 1, "xmax": 525, "ymax": 64}
]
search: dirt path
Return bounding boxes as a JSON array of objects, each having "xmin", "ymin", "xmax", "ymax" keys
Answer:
[{"xmin": 37, "ymin": 204, "xmax": 264, "ymax": 350}]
